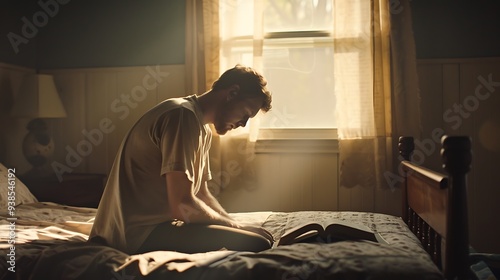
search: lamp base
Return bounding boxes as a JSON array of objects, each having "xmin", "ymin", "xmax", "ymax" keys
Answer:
[{"xmin": 22, "ymin": 118, "xmax": 55, "ymax": 177}]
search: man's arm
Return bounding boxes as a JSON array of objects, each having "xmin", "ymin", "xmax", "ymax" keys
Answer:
[
  {"xmin": 166, "ymin": 172, "xmax": 274, "ymax": 242},
  {"xmin": 166, "ymin": 171, "xmax": 238, "ymax": 227},
  {"xmin": 197, "ymin": 180, "xmax": 274, "ymax": 242},
  {"xmin": 196, "ymin": 181, "xmax": 232, "ymax": 219}
]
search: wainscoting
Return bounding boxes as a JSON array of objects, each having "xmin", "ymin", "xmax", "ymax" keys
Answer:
[
  {"xmin": 417, "ymin": 57, "xmax": 500, "ymax": 253},
  {"xmin": 217, "ymin": 138, "xmax": 341, "ymax": 212},
  {"xmin": 1, "ymin": 64, "xmax": 186, "ymax": 176},
  {"xmin": 42, "ymin": 65, "xmax": 187, "ymax": 177},
  {"xmin": 217, "ymin": 137, "xmax": 402, "ymax": 216},
  {"xmin": 0, "ymin": 63, "xmax": 35, "ymax": 171}
]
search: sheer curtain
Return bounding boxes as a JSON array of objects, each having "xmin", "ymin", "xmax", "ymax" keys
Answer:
[
  {"xmin": 334, "ymin": 0, "xmax": 392, "ymax": 196},
  {"xmin": 185, "ymin": 0, "xmax": 219, "ymax": 95},
  {"xmin": 334, "ymin": 0, "xmax": 421, "ymax": 211},
  {"xmin": 187, "ymin": 0, "xmax": 421, "ymax": 203}
]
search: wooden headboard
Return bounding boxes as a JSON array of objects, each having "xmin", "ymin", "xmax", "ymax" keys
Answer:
[{"xmin": 399, "ymin": 136, "xmax": 471, "ymax": 280}]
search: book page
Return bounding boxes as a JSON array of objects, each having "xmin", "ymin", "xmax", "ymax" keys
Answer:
[{"xmin": 277, "ymin": 223, "xmax": 324, "ymax": 246}]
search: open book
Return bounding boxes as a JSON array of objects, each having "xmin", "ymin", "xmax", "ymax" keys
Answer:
[{"xmin": 275, "ymin": 220, "xmax": 388, "ymax": 247}]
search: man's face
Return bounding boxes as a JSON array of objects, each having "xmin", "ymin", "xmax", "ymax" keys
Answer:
[{"xmin": 214, "ymin": 95, "xmax": 264, "ymax": 135}]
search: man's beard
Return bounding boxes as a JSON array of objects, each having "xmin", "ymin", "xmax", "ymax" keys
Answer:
[
  {"xmin": 215, "ymin": 125, "xmax": 228, "ymax": 135},
  {"xmin": 214, "ymin": 104, "xmax": 231, "ymax": 135}
]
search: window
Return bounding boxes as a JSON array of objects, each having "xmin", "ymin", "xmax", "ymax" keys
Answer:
[{"xmin": 220, "ymin": 0, "xmax": 336, "ymax": 130}]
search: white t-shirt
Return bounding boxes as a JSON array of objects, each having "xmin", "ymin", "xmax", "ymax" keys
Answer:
[{"xmin": 90, "ymin": 95, "xmax": 212, "ymax": 254}]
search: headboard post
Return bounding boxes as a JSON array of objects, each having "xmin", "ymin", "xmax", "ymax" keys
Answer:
[
  {"xmin": 398, "ymin": 136, "xmax": 414, "ymax": 224},
  {"xmin": 441, "ymin": 136, "xmax": 472, "ymax": 280},
  {"xmin": 398, "ymin": 136, "xmax": 415, "ymax": 161}
]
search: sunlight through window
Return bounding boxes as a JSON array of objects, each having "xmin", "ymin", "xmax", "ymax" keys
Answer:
[{"xmin": 220, "ymin": 0, "xmax": 336, "ymax": 129}]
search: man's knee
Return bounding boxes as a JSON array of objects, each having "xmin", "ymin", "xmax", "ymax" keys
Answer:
[{"xmin": 251, "ymin": 235, "xmax": 272, "ymax": 252}]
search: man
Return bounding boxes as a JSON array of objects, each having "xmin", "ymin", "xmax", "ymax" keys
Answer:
[{"xmin": 90, "ymin": 65, "xmax": 273, "ymax": 254}]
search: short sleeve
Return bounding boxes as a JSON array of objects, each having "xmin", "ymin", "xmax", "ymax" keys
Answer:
[{"xmin": 156, "ymin": 108, "xmax": 202, "ymax": 182}]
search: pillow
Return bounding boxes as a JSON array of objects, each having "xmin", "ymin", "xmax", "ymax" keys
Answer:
[{"xmin": 0, "ymin": 163, "xmax": 38, "ymax": 209}]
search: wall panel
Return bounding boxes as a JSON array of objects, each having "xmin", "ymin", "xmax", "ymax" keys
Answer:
[
  {"xmin": 41, "ymin": 65, "xmax": 186, "ymax": 177},
  {"xmin": 0, "ymin": 63, "xmax": 35, "ymax": 171},
  {"xmin": 417, "ymin": 57, "xmax": 500, "ymax": 253}
]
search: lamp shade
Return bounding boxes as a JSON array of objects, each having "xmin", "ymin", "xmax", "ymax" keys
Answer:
[{"xmin": 11, "ymin": 74, "xmax": 67, "ymax": 118}]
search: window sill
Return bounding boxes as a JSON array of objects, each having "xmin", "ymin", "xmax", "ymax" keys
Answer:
[{"xmin": 255, "ymin": 129, "xmax": 339, "ymax": 154}]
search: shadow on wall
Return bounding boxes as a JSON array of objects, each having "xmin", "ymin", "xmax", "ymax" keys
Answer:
[{"xmin": 0, "ymin": 75, "xmax": 14, "ymax": 162}]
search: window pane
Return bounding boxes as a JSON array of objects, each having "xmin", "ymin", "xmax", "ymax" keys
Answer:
[
  {"xmin": 219, "ymin": 0, "xmax": 337, "ymax": 130},
  {"xmin": 259, "ymin": 46, "xmax": 336, "ymax": 128},
  {"xmin": 264, "ymin": 0, "xmax": 333, "ymax": 33}
]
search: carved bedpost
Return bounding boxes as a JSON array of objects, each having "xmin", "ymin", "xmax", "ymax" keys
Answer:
[
  {"xmin": 398, "ymin": 136, "xmax": 414, "ymax": 225},
  {"xmin": 441, "ymin": 136, "xmax": 471, "ymax": 280},
  {"xmin": 398, "ymin": 136, "xmax": 415, "ymax": 161}
]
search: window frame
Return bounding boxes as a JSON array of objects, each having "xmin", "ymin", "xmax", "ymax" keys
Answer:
[{"xmin": 219, "ymin": 1, "xmax": 356, "ymax": 141}]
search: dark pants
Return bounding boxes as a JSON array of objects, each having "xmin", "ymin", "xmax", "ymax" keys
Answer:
[{"xmin": 136, "ymin": 221, "xmax": 272, "ymax": 254}]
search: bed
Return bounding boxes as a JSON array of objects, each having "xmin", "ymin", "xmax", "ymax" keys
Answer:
[{"xmin": 0, "ymin": 136, "xmax": 474, "ymax": 279}]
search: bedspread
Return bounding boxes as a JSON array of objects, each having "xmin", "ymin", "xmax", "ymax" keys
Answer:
[{"xmin": 0, "ymin": 203, "xmax": 443, "ymax": 280}]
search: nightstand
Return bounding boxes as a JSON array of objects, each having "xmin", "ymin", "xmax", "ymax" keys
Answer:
[{"xmin": 21, "ymin": 173, "xmax": 106, "ymax": 208}]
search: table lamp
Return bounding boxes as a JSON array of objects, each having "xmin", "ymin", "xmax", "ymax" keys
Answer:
[{"xmin": 10, "ymin": 73, "xmax": 67, "ymax": 177}]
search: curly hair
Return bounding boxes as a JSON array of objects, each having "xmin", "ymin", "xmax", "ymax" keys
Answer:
[{"xmin": 211, "ymin": 65, "xmax": 272, "ymax": 112}]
